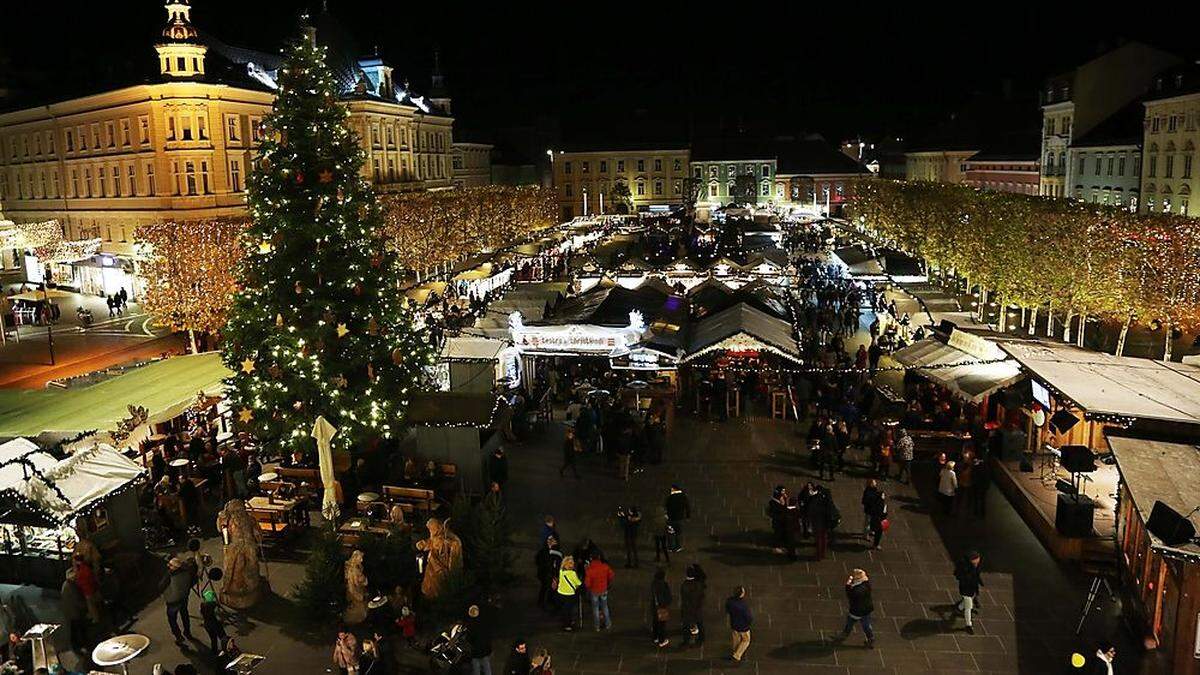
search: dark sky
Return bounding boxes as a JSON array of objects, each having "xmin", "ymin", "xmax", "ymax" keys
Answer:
[{"xmin": 2, "ymin": 1, "xmax": 1197, "ymax": 147}]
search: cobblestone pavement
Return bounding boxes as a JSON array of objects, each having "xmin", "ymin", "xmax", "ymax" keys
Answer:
[{"xmin": 494, "ymin": 412, "xmax": 1137, "ymax": 675}]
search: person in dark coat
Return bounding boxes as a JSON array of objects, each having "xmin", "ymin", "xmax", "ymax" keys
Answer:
[
  {"xmin": 861, "ymin": 480, "xmax": 887, "ymax": 550},
  {"xmin": 664, "ymin": 485, "xmax": 691, "ymax": 552},
  {"xmin": 163, "ymin": 555, "xmax": 196, "ymax": 644},
  {"xmin": 618, "ymin": 506, "xmax": 641, "ymax": 568},
  {"xmin": 679, "ymin": 564, "xmax": 706, "ymax": 646},
  {"xmin": 502, "ymin": 639, "xmax": 531, "ymax": 675},
  {"xmin": 466, "ymin": 604, "xmax": 493, "ymax": 675},
  {"xmin": 969, "ymin": 457, "xmax": 991, "ymax": 517},
  {"xmin": 60, "ymin": 569, "xmax": 88, "ymax": 655},
  {"xmin": 488, "ymin": 447, "xmax": 509, "ymax": 488},
  {"xmin": 954, "ymin": 551, "xmax": 984, "ymax": 634},
  {"xmin": 559, "ymin": 428, "xmax": 581, "ymax": 479},
  {"xmin": 650, "ymin": 569, "xmax": 672, "ymax": 648},
  {"xmin": 535, "ymin": 537, "xmax": 563, "ymax": 611},
  {"xmin": 767, "ymin": 486, "xmax": 796, "ymax": 559},
  {"xmin": 371, "ymin": 630, "xmax": 397, "ymax": 675},
  {"xmin": 840, "ymin": 568, "xmax": 875, "ymax": 647},
  {"xmin": 807, "ymin": 485, "xmax": 834, "ymax": 561}
]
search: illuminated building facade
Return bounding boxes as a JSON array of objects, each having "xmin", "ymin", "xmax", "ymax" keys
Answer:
[{"xmin": 552, "ymin": 147, "xmax": 691, "ymax": 220}]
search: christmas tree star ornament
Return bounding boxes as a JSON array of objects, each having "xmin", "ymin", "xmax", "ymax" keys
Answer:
[
  {"xmin": 318, "ymin": 169, "xmax": 334, "ymax": 183},
  {"xmin": 336, "ymin": 323, "xmax": 350, "ymax": 338},
  {"xmin": 240, "ymin": 358, "xmax": 256, "ymax": 374},
  {"xmin": 238, "ymin": 408, "xmax": 254, "ymax": 423}
]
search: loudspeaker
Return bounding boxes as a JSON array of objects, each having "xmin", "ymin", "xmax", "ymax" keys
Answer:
[
  {"xmin": 1050, "ymin": 409, "xmax": 1080, "ymax": 434},
  {"xmin": 1147, "ymin": 501, "xmax": 1196, "ymax": 547},
  {"xmin": 1059, "ymin": 445, "xmax": 1097, "ymax": 473},
  {"xmin": 1055, "ymin": 494, "xmax": 1095, "ymax": 537}
]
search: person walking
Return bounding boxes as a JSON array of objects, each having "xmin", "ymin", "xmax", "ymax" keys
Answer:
[
  {"xmin": 487, "ymin": 447, "xmax": 509, "ymax": 489},
  {"xmin": 956, "ymin": 451, "xmax": 975, "ymax": 513},
  {"xmin": 502, "ymin": 639, "xmax": 531, "ymax": 675},
  {"xmin": 937, "ymin": 461, "xmax": 958, "ymax": 515},
  {"xmin": 584, "ymin": 553, "xmax": 614, "ymax": 631},
  {"xmin": 618, "ymin": 506, "xmax": 641, "ymax": 568},
  {"xmin": 554, "ymin": 556, "xmax": 583, "ymax": 631},
  {"xmin": 895, "ymin": 428, "xmax": 914, "ymax": 484},
  {"xmin": 665, "ymin": 485, "xmax": 691, "ymax": 552},
  {"xmin": 861, "ymin": 480, "xmax": 888, "ymax": 550},
  {"xmin": 559, "ymin": 428, "xmax": 581, "ymax": 479},
  {"xmin": 954, "ymin": 551, "xmax": 984, "ymax": 634},
  {"xmin": 466, "ymin": 604, "xmax": 493, "ymax": 675},
  {"xmin": 679, "ymin": 564, "xmax": 706, "ymax": 647},
  {"xmin": 163, "ymin": 555, "xmax": 196, "ymax": 645},
  {"xmin": 650, "ymin": 568, "xmax": 672, "ymax": 647},
  {"xmin": 1087, "ymin": 640, "xmax": 1117, "ymax": 675},
  {"xmin": 724, "ymin": 586, "xmax": 753, "ymax": 664},
  {"xmin": 809, "ymin": 485, "xmax": 836, "ymax": 561},
  {"xmin": 534, "ymin": 537, "xmax": 563, "ymax": 611},
  {"xmin": 333, "ymin": 628, "xmax": 360, "ymax": 675},
  {"xmin": 839, "ymin": 568, "xmax": 875, "ymax": 648}
]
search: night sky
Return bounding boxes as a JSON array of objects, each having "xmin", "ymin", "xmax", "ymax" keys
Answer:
[{"xmin": 1, "ymin": 2, "xmax": 1197, "ymax": 149}]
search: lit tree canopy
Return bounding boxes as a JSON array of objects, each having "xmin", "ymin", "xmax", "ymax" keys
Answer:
[
  {"xmin": 138, "ymin": 219, "xmax": 245, "ymax": 334},
  {"xmin": 222, "ymin": 32, "xmax": 433, "ymax": 453}
]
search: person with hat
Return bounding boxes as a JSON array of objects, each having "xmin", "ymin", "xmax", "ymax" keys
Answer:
[{"xmin": 839, "ymin": 568, "xmax": 875, "ymax": 648}]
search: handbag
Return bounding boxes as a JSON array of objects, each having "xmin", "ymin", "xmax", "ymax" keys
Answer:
[{"xmin": 880, "ymin": 518, "xmax": 891, "ymax": 532}]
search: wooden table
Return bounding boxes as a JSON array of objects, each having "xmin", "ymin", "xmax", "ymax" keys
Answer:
[
  {"xmin": 336, "ymin": 517, "xmax": 391, "ymax": 548},
  {"xmin": 247, "ymin": 496, "xmax": 308, "ymax": 526}
]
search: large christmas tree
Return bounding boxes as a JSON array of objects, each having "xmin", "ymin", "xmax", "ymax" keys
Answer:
[{"xmin": 222, "ymin": 31, "xmax": 432, "ymax": 454}]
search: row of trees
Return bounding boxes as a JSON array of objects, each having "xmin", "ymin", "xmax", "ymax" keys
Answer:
[
  {"xmin": 847, "ymin": 180, "xmax": 1200, "ymax": 359},
  {"xmin": 379, "ymin": 185, "xmax": 556, "ymax": 271}
]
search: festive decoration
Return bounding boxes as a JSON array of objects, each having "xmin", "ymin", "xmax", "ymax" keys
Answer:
[
  {"xmin": 240, "ymin": 358, "xmax": 256, "ymax": 375},
  {"xmin": 238, "ymin": 408, "xmax": 254, "ymax": 424},
  {"xmin": 380, "ymin": 185, "xmax": 556, "ymax": 270},
  {"xmin": 222, "ymin": 31, "xmax": 434, "ymax": 454},
  {"xmin": 138, "ymin": 218, "xmax": 246, "ymax": 335}
]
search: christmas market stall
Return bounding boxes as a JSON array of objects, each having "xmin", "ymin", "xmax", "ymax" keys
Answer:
[
  {"xmin": 0, "ymin": 439, "xmax": 146, "ymax": 587},
  {"xmin": 830, "ymin": 244, "xmax": 886, "ymax": 280},
  {"xmin": 680, "ymin": 302, "xmax": 803, "ymax": 418},
  {"xmin": 405, "ymin": 392, "xmax": 502, "ymax": 495},
  {"xmin": 438, "ymin": 337, "xmax": 518, "ymax": 394},
  {"xmin": 993, "ymin": 342, "xmax": 1200, "ymax": 562},
  {"xmin": 1105, "ymin": 435, "xmax": 1200, "ymax": 673}
]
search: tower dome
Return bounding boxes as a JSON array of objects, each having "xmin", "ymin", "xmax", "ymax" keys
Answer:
[{"xmin": 155, "ymin": 0, "xmax": 207, "ymax": 78}]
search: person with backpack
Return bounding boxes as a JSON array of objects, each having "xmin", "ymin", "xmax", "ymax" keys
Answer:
[{"xmin": 534, "ymin": 537, "xmax": 563, "ymax": 611}]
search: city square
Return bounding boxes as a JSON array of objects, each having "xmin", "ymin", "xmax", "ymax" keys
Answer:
[{"xmin": 0, "ymin": 3, "xmax": 1198, "ymax": 675}]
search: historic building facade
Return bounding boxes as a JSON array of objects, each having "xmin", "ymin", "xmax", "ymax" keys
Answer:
[
  {"xmin": 961, "ymin": 154, "xmax": 1040, "ymax": 195},
  {"xmin": 904, "ymin": 149, "xmax": 977, "ymax": 184},
  {"xmin": 551, "ymin": 147, "xmax": 691, "ymax": 220},
  {"xmin": 451, "ymin": 142, "xmax": 495, "ymax": 188},
  {"xmin": 0, "ymin": 1, "xmax": 467, "ymax": 289},
  {"xmin": 1140, "ymin": 66, "xmax": 1200, "ymax": 216}
]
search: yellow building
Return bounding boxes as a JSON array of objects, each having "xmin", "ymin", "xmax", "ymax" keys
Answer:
[
  {"xmin": 1140, "ymin": 66, "xmax": 1200, "ymax": 216},
  {"xmin": 904, "ymin": 149, "xmax": 977, "ymax": 184},
  {"xmin": 552, "ymin": 147, "xmax": 691, "ymax": 220},
  {"xmin": 0, "ymin": 0, "xmax": 458, "ymax": 294},
  {"xmin": 451, "ymin": 142, "xmax": 494, "ymax": 188}
]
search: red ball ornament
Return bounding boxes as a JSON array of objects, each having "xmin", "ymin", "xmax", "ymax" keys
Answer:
[{"xmin": 295, "ymin": 172, "xmax": 305, "ymax": 184}]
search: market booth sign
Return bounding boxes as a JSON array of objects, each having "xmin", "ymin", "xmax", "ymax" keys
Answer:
[{"xmin": 509, "ymin": 310, "xmax": 647, "ymax": 357}]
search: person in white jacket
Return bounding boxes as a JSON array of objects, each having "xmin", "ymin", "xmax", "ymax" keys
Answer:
[{"xmin": 938, "ymin": 461, "xmax": 958, "ymax": 515}]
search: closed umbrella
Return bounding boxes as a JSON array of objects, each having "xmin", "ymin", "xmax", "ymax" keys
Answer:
[{"xmin": 311, "ymin": 416, "xmax": 339, "ymax": 521}]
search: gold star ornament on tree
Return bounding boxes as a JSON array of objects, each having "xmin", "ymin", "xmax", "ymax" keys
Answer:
[
  {"xmin": 336, "ymin": 323, "xmax": 350, "ymax": 338},
  {"xmin": 238, "ymin": 407, "xmax": 254, "ymax": 423},
  {"xmin": 240, "ymin": 358, "xmax": 256, "ymax": 374}
]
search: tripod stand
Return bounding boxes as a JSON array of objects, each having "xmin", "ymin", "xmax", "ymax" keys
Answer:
[{"xmin": 1074, "ymin": 575, "xmax": 1116, "ymax": 635}]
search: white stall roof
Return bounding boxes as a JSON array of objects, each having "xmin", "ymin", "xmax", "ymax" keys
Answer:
[
  {"xmin": 440, "ymin": 337, "xmax": 507, "ymax": 362},
  {"xmin": 1001, "ymin": 342, "xmax": 1200, "ymax": 425},
  {"xmin": 891, "ymin": 338, "xmax": 1023, "ymax": 403},
  {"xmin": 0, "ymin": 442, "xmax": 145, "ymax": 523}
]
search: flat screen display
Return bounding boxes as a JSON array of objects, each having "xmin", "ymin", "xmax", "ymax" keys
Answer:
[{"xmin": 1031, "ymin": 380, "xmax": 1051, "ymax": 410}]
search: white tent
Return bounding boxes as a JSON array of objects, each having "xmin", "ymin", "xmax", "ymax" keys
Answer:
[{"xmin": 0, "ymin": 442, "xmax": 145, "ymax": 524}]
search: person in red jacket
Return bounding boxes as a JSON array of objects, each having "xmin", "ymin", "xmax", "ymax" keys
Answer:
[{"xmin": 583, "ymin": 554, "xmax": 614, "ymax": 631}]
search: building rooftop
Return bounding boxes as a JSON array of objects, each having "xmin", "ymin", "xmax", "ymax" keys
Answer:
[
  {"xmin": 1070, "ymin": 99, "xmax": 1146, "ymax": 148},
  {"xmin": 775, "ymin": 139, "xmax": 871, "ymax": 175}
]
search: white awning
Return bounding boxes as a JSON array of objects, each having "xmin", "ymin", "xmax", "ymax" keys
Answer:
[
  {"xmin": 0, "ymin": 442, "xmax": 146, "ymax": 524},
  {"xmin": 891, "ymin": 338, "xmax": 1023, "ymax": 403}
]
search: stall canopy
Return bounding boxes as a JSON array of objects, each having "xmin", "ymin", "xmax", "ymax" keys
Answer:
[
  {"xmin": 831, "ymin": 245, "xmax": 885, "ymax": 278},
  {"xmin": 0, "ymin": 443, "xmax": 145, "ymax": 525},
  {"xmin": 1000, "ymin": 342, "xmax": 1200, "ymax": 425},
  {"xmin": 683, "ymin": 302, "xmax": 802, "ymax": 364},
  {"xmin": 890, "ymin": 335, "xmax": 1024, "ymax": 403},
  {"xmin": 440, "ymin": 337, "xmax": 507, "ymax": 362},
  {"xmin": 0, "ymin": 353, "xmax": 230, "ymax": 438},
  {"xmin": 1107, "ymin": 435, "xmax": 1200, "ymax": 560},
  {"xmin": 550, "ymin": 284, "xmax": 671, "ymax": 326},
  {"xmin": 408, "ymin": 392, "xmax": 499, "ymax": 428}
]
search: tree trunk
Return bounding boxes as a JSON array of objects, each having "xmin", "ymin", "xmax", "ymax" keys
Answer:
[
  {"xmin": 1020, "ymin": 306, "xmax": 1028, "ymax": 329},
  {"xmin": 188, "ymin": 329, "xmax": 198, "ymax": 354},
  {"xmin": 998, "ymin": 299, "xmax": 1008, "ymax": 332},
  {"xmin": 1164, "ymin": 325, "xmax": 1175, "ymax": 362},
  {"xmin": 1062, "ymin": 310, "xmax": 1073, "ymax": 343},
  {"xmin": 1028, "ymin": 306, "xmax": 1038, "ymax": 335},
  {"xmin": 977, "ymin": 288, "xmax": 987, "ymax": 321},
  {"xmin": 1115, "ymin": 313, "xmax": 1132, "ymax": 356},
  {"xmin": 1045, "ymin": 308, "xmax": 1054, "ymax": 337},
  {"xmin": 1076, "ymin": 314, "xmax": 1086, "ymax": 348}
]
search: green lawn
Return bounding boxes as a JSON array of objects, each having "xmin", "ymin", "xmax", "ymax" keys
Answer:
[{"xmin": 0, "ymin": 352, "xmax": 230, "ymax": 437}]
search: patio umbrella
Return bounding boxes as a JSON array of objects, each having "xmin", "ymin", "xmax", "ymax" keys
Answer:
[{"xmin": 311, "ymin": 415, "xmax": 339, "ymax": 521}]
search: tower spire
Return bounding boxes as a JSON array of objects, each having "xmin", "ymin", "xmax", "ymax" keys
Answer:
[
  {"xmin": 155, "ymin": 0, "xmax": 207, "ymax": 78},
  {"xmin": 429, "ymin": 47, "xmax": 451, "ymax": 115}
]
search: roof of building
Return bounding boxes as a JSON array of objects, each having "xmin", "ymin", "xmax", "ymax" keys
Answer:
[
  {"xmin": 1107, "ymin": 435, "xmax": 1200, "ymax": 561},
  {"xmin": 1145, "ymin": 61, "xmax": 1200, "ymax": 102},
  {"xmin": 691, "ymin": 138, "xmax": 777, "ymax": 162},
  {"xmin": 999, "ymin": 342, "xmax": 1200, "ymax": 426},
  {"xmin": 1070, "ymin": 100, "xmax": 1146, "ymax": 148},
  {"xmin": 685, "ymin": 302, "xmax": 801, "ymax": 363},
  {"xmin": 775, "ymin": 139, "xmax": 872, "ymax": 176},
  {"xmin": 549, "ymin": 284, "xmax": 672, "ymax": 327}
]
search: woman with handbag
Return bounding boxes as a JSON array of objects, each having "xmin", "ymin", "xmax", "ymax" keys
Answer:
[{"xmin": 650, "ymin": 568, "xmax": 672, "ymax": 648}]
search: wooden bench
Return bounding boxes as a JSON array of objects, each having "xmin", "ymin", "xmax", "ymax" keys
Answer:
[
  {"xmin": 248, "ymin": 507, "xmax": 293, "ymax": 539},
  {"xmin": 382, "ymin": 486, "xmax": 435, "ymax": 514},
  {"xmin": 275, "ymin": 466, "xmax": 320, "ymax": 483}
]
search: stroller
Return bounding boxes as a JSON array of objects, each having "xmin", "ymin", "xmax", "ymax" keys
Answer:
[{"xmin": 428, "ymin": 622, "xmax": 469, "ymax": 673}]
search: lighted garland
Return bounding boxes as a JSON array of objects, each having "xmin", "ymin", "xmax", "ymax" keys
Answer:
[{"xmin": 138, "ymin": 218, "xmax": 247, "ymax": 334}]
